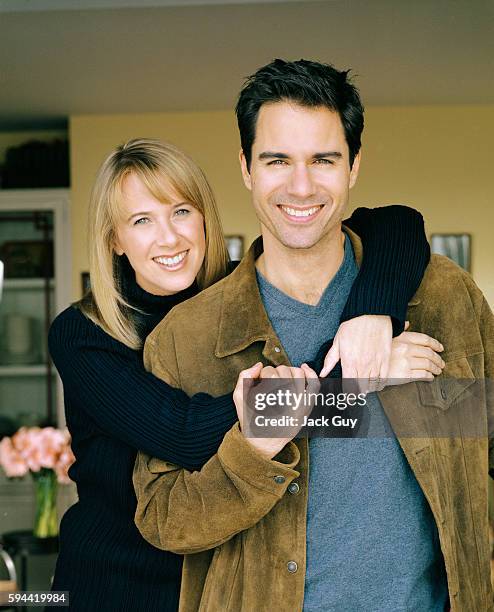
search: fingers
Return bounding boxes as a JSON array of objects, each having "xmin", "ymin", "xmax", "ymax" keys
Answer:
[
  {"xmin": 404, "ymin": 321, "xmax": 410, "ymax": 331},
  {"xmin": 412, "ymin": 346, "xmax": 445, "ymax": 369},
  {"xmin": 238, "ymin": 362, "xmax": 263, "ymax": 379},
  {"xmin": 394, "ymin": 341, "xmax": 445, "ymax": 370},
  {"xmin": 259, "ymin": 365, "xmax": 278, "ymax": 379},
  {"xmin": 260, "ymin": 364, "xmax": 311, "ymax": 398},
  {"xmin": 399, "ymin": 331, "xmax": 444, "ymax": 353},
  {"xmin": 233, "ymin": 362, "xmax": 263, "ymax": 425},
  {"xmin": 410, "ymin": 357, "xmax": 443, "ymax": 376},
  {"xmin": 319, "ymin": 342, "xmax": 339, "ymax": 377},
  {"xmin": 301, "ymin": 363, "xmax": 319, "ymax": 379},
  {"xmin": 235, "ymin": 362, "xmax": 263, "ymax": 389},
  {"xmin": 301, "ymin": 363, "xmax": 321, "ymax": 395},
  {"xmin": 289, "ymin": 366, "xmax": 307, "ymax": 398}
]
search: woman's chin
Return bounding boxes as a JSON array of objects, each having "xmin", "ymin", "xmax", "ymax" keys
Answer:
[{"xmin": 154, "ymin": 272, "xmax": 197, "ymax": 296}]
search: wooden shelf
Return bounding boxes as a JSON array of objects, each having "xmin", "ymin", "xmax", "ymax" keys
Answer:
[
  {"xmin": 3, "ymin": 278, "xmax": 55, "ymax": 290},
  {"xmin": 0, "ymin": 364, "xmax": 55, "ymax": 377}
]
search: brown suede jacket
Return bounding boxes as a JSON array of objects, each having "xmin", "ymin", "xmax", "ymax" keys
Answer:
[{"xmin": 133, "ymin": 229, "xmax": 494, "ymax": 612}]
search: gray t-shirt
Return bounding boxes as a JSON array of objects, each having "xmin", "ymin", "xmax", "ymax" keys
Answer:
[{"xmin": 256, "ymin": 235, "xmax": 448, "ymax": 611}]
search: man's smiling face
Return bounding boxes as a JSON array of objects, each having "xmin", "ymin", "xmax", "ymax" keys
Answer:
[{"xmin": 240, "ymin": 101, "xmax": 360, "ymax": 252}]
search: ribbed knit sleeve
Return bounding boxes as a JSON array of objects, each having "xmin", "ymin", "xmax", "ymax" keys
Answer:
[
  {"xmin": 341, "ymin": 205, "xmax": 430, "ymax": 336},
  {"xmin": 49, "ymin": 307, "xmax": 236, "ymax": 471}
]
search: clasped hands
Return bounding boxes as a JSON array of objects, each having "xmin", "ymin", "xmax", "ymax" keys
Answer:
[{"xmin": 233, "ymin": 315, "xmax": 444, "ymax": 459}]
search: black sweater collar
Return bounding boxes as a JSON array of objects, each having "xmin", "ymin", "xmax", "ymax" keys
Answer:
[{"xmin": 118, "ymin": 255, "xmax": 198, "ymax": 340}]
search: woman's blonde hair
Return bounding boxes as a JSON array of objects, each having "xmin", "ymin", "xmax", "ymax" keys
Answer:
[{"xmin": 79, "ymin": 138, "xmax": 230, "ymax": 349}]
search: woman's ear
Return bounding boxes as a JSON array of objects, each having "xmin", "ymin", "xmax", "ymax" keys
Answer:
[{"xmin": 113, "ymin": 240, "xmax": 124, "ymax": 257}]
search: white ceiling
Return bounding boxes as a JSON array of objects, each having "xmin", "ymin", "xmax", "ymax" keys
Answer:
[{"xmin": 0, "ymin": 0, "xmax": 493, "ymax": 130}]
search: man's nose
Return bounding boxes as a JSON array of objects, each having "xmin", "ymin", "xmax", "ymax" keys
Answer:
[{"xmin": 286, "ymin": 164, "xmax": 316, "ymax": 199}]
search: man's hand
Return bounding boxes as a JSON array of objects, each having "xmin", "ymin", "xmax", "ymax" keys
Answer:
[
  {"xmin": 320, "ymin": 315, "xmax": 392, "ymax": 379},
  {"xmin": 388, "ymin": 329, "xmax": 444, "ymax": 380},
  {"xmin": 233, "ymin": 363, "xmax": 319, "ymax": 459}
]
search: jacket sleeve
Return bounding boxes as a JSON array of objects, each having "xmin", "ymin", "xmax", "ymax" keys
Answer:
[
  {"xmin": 342, "ymin": 205, "xmax": 430, "ymax": 336},
  {"xmin": 133, "ymin": 423, "xmax": 300, "ymax": 554},
  {"xmin": 48, "ymin": 308, "xmax": 236, "ymax": 471},
  {"xmin": 478, "ymin": 296, "xmax": 494, "ymax": 477}
]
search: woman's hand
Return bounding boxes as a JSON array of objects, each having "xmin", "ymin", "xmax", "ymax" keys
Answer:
[
  {"xmin": 388, "ymin": 328, "xmax": 444, "ymax": 380},
  {"xmin": 233, "ymin": 363, "xmax": 319, "ymax": 459},
  {"xmin": 320, "ymin": 315, "xmax": 393, "ymax": 379}
]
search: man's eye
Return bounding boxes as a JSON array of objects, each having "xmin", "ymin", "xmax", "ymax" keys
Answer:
[
  {"xmin": 134, "ymin": 217, "xmax": 150, "ymax": 225},
  {"xmin": 268, "ymin": 159, "xmax": 287, "ymax": 166},
  {"xmin": 314, "ymin": 158, "xmax": 333, "ymax": 165}
]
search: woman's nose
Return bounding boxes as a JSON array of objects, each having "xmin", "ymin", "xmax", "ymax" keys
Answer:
[{"xmin": 155, "ymin": 220, "xmax": 180, "ymax": 249}]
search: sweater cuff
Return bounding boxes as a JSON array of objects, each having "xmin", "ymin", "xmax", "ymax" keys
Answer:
[{"xmin": 218, "ymin": 423, "xmax": 300, "ymax": 498}]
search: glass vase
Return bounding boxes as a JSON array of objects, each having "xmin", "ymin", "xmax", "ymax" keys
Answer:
[{"xmin": 33, "ymin": 468, "xmax": 58, "ymax": 538}]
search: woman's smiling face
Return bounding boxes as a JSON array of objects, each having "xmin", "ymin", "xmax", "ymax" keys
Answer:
[{"xmin": 114, "ymin": 173, "xmax": 206, "ymax": 296}]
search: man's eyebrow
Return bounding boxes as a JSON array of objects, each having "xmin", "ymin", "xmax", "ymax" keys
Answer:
[
  {"xmin": 313, "ymin": 151, "xmax": 343, "ymax": 159},
  {"xmin": 258, "ymin": 152, "xmax": 290, "ymax": 160},
  {"xmin": 258, "ymin": 151, "xmax": 343, "ymax": 161}
]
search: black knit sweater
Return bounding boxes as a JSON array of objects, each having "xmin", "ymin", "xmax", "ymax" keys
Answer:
[{"xmin": 47, "ymin": 206, "xmax": 429, "ymax": 612}]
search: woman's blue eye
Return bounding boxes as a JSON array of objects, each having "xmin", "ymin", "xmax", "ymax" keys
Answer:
[
  {"xmin": 134, "ymin": 217, "xmax": 150, "ymax": 225},
  {"xmin": 175, "ymin": 208, "xmax": 190, "ymax": 216}
]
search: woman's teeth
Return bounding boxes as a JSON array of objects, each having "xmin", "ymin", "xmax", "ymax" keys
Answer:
[
  {"xmin": 154, "ymin": 251, "xmax": 187, "ymax": 266},
  {"xmin": 281, "ymin": 205, "xmax": 321, "ymax": 218}
]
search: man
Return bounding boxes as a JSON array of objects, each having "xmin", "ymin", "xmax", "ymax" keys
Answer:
[{"xmin": 133, "ymin": 60, "xmax": 494, "ymax": 611}]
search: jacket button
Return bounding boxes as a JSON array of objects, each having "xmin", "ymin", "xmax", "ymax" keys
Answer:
[
  {"xmin": 288, "ymin": 482, "xmax": 300, "ymax": 495},
  {"xmin": 274, "ymin": 475, "xmax": 286, "ymax": 484},
  {"xmin": 287, "ymin": 561, "xmax": 298, "ymax": 573},
  {"xmin": 274, "ymin": 346, "xmax": 281, "ymax": 353}
]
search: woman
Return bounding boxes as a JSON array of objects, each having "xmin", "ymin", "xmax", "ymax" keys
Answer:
[{"xmin": 48, "ymin": 138, "xmax": 440, "ymax": 611}]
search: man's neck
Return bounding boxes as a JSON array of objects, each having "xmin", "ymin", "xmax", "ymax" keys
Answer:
[{"xmin": 256, "ymin": 228, "xmax": 346, "ymax": 306}]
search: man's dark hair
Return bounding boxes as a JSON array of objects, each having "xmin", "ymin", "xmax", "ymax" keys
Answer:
[{"xmin": 235, "ymin": 58, "xmax": 364, "ymax": 170}]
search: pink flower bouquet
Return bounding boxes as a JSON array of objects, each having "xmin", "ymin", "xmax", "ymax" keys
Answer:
[
  {"xmin": 0, "ymin": 427, "xmax": 75, "ymax": 538},
  {"xmin": 0, "ymin": 426, "xmax": 75, "ymax": 483}
]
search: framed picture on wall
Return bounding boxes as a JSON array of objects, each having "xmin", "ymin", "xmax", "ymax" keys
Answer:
[
  {"xmin": 225, "ymin": 235, "xmax": 244, "ymax": 261},
  {"xmin": 430, "ymin": 233, "xmax": 471, "ymax": 272}
]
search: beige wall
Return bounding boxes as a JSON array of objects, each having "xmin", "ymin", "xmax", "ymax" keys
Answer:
[
  {"xmin": 352, "ymin": 105, "xmax": 494, "ymax": 307},
  {"xmin": 70, "ymin": 105, "xmax": 494, "ymax": 305}
]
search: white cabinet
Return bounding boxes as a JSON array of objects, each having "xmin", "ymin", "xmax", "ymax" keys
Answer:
[
  {"xmin": 0, "ymin": 189, "xmax": 71, "ymax": 431},
  {"xmin": 0, "ymin": 190, "xmax": 72, "ymax": 532}
]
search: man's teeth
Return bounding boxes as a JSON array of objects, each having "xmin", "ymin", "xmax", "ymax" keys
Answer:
[
  {"xmin": 281, "ymin": 206, "xmax": 321, "ymax": 218},
  {"xmin": 154, "ymin": 251, "xmax": 187, "ymax": 266}
]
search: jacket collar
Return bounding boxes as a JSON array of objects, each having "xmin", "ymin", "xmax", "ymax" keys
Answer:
[{"xmin": 215, "ymin": 236, "xmax": 274, "ymax": 358}]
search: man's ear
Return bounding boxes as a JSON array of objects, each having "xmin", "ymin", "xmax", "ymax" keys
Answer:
[
  {"xmin": 239, "ymin": 149, "xmax": 252, "ymax": 191},
  {"xmin": 349, "ymin": 151, "xmax": 361, "ymax": 189}
]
